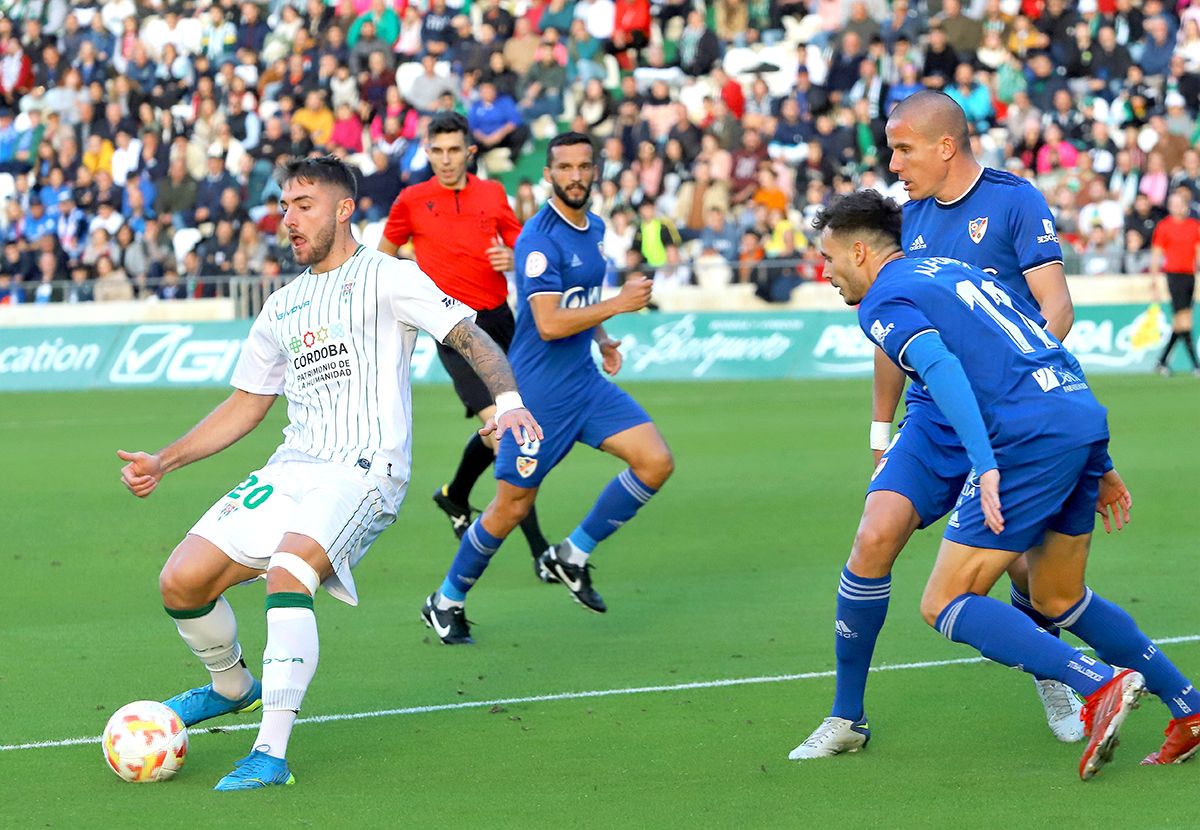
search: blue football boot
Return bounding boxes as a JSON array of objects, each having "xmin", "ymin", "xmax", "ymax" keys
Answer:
[
  {"xmin": 213, "ymin": 749, "xmax": 296, "ymax": 791},
  {"xmin": 163, "ymin": 677, "xmax": 263, "ymax": 727}
]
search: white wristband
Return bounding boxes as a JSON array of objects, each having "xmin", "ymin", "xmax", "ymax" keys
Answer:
[
  {"xmin": 870, "ymin": 421, "xmax": 892, "ymax": 451},
  {"xmin": 495, "ymin": 391, "xmax": 524, "ymax": 418}
]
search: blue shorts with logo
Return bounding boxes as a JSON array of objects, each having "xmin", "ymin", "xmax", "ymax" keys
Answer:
[
  {"xmin": 944, "ymin": 439, "xmax": 1107, "ymax": 552},
  {"xmin": 495, "ymin": 377, "xmax": 652, "ymax": 488},
  {"xmin": 867, "ymin": 405, "xmax": 972, "ymax": 528}
]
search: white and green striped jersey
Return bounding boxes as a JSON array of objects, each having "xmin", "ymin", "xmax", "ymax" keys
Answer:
[{"xmin": 231, "ymin": 245, "xmax": 475, "ymax": 483}]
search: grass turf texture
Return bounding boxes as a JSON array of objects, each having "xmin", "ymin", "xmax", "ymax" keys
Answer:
[{"xmin": 1, "ymin": 377, "xmax": 1196, "ymax": 828}]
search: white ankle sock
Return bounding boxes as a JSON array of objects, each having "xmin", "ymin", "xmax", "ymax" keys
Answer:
[{"xmin": 434, "ymin": 592, "xmax": 464, "ymax": 611}]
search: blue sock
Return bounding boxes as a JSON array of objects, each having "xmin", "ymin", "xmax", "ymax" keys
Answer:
[
  {"xmin": 936, "ymin": 593, "xmax": 1114, "ymax": 697},
  {"xmin": 830, "ymin": 567, "xmax": 890, "ymax": 722},
  {"xmin": 438, "ymin": 519, "xmax": 504, "ymax": 602},
  {"xmin": 1053, "ymin": 589, "xmax": 1200, "ymax": 718},
  {"xmin": 1009, "ymin": 583, "xmax": 1060, "ymax": 638},
  {"xmin": 569, "ymin": 469, "xmax": 658, "ymax": 556}
]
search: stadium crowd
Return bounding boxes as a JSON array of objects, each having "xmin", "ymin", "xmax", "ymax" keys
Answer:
[{"xmin": 0, "ymin": 0, "xmax": 1198, "ymax": 306}]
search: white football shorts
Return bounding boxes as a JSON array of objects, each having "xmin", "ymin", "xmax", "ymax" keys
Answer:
[{"xmin": 189, "ymin": 457, "xmax": 406, "ymax": 605}]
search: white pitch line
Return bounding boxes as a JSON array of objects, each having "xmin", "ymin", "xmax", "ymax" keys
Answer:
[{"xmin": 6, "ymin": 633, "xmax": 1200, "ymax": 753}]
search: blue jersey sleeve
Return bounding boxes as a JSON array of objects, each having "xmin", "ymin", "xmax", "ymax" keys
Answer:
[
  {"xmin": 1008, "ymin": 183, "xmax": 1063, "ymax": 274},
  {"xmin": 516, "ymin": 234, "xmax": 565, "ymax": 297},
  {"xmin": 860, "ymin": 281, "xmax": 937, "ymax": 373}
]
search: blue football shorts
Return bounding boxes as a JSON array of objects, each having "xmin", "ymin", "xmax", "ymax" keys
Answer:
[
  {"xmin": 944, "ymin": 439, "xmax": 1108, "ymax": 552},
  {"xmin": 866, "ymin": 406, "xmax": 972, "ymax": 528},
  {"xmin": 495, "ymin": 378, "xmax": 652, "ymax": 488}
]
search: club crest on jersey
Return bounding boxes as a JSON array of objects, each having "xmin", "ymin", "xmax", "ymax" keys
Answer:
[
  {"xmin": 516, "ymin": 456, "xmax": 538, "ymax": 478},
  {"xmin": 968, "ymin": 216, "xmax": 989, "ymax": 244},
  {"xmin": 525, "ymin": 250, "xmax": 548, "ymax": 278}
]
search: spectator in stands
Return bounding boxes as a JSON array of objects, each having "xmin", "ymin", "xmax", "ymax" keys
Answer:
[
  {"xmin": 633, "ymin": 198, "xmax": 682, "ymax": 268},
  {"xmin": 654, "ymin": 243, "xmax": 692, "ymax": 288},
  {"xmin": 1139, "ymin": 15, "xmax": 1174, "ymax": 79},
  {"xmin": 518, "ymin": 43, "xmax": 567, "ymax": 122},
  {"xmin": 1123, "ymin": 229, "xmax": 1153, "ymax": 274},
  {"xmin": 921, "ymin": 27, "xmax": 959, "ymax": 89},
  {"xmin": 730, "ymin": 128, "xmax": 768, "ymax": 206},
  {"xmin": 468, "ymin": 80, "xmax": 528, "ymax": 158},
  {"xmin": 156, "ymin": 264, "xmax": 185, "ymax": 300},
  {"xmin": 937, "ymin": 0, "xmax": 984, "ymax": 53},
  {"xmin": 699, "ymin": 206, "xmax": 740, "ymax": 265},
  {"xmin": 194, "ymin": 152, "xmax": 236, "ymax": 226},
  {"xmin": 92, "ymin": 253, "xmax": 133, "ymax": 302},
  {"xmin": 678, "ymin": 10, "xmax": 720, "ymax": 77}
]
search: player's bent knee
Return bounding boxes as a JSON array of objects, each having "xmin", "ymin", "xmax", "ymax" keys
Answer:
[
  {"xmin": 848, "ymin": 524, "xmax": 904, "ymax": 577},
  {"xmin": 640, "ymin": 449, "xmax": 675, "ymax": 489},
  {"xmin": 159, "ymin": 559, "xmax": 214, "ymax": 610},
  {"xmin": 919, "ymin": 593, "xmax": 949, "ymax": 629},
  {"xmin": 1030, "ymin": 592, "xmax": 1080, "ymax": 621}
]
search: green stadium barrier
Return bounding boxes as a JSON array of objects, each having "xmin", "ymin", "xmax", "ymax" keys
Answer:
[{"xmin": 0, "ymin": 304, "xmax": 1173, "ymax": 392}]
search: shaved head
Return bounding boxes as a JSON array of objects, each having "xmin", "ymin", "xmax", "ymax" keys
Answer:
[
  {"xmin": 889, "ymin": 90, "xmax": 970, "ymax": 149},
  {"xmin": 886, "ymin": 89, "xmax": 981, "ymax": 201}
]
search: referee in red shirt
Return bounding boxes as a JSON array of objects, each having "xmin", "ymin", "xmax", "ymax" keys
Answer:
[
  {"xmin": 379, "ymin": 112, "xmax": 550, "ymax": 569},
  {"xmin": 1150, "ymin": 191, "xmax": 1200, "ymax": 375}
]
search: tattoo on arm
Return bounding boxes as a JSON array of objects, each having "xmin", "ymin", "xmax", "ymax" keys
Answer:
[{"xmin": 443, "ymin": 319, "xmax": 518, "ymax": 398}]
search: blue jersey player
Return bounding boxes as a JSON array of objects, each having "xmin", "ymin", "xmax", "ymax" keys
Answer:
[
  {"xmin": 420, "ymin": 132, "xmax": 675, "ymax": 643},
  {"xmin": 794, "ymin": 92, "xmax": 1083, "ymax": 760},
  {"xmin": 807, "ymin": 189, "xmax": 1200, "ymax": 779}
]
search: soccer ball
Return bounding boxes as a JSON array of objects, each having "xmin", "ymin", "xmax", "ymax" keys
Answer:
[{"xmin": 102, "ymin": 701, "xmax": 188, "ymax": 783}]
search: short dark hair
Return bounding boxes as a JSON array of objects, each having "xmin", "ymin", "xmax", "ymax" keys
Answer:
[
  {"xmin": 811, "ymin": 189, "xmax": 903, "ymax": 250},
  {"xmin": 427, "ymin": 111, "xmax": 470, "ymax": 142},
  {"xmin": 546, "ymin": 131, "xmax": 594, "ymax": 165},
  {"xmin": 275, "ymin": 154, "xmax": 357, "ymax": 200}
]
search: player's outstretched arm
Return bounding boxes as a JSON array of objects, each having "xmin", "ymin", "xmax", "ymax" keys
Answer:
[
  {"xmin": 871, "ymin": 348, "xmax": 906, "ymax": 463},
  {"xmin": 901, "ymin": 332, "xmax": 1004, "ymax": 531},
  {"xmin": 1025, "ymin": 262, "xmax": 1074, "ymax": 340},
  {"xmin": 442, "ymin": 319, "xmax": 543, "ymax": 445},
  {"xmin": 116, "ymin": 390, "xmax": 277, "ymax": 498},
  {"xmin": 528, "ymin": 275, "xmax": 652, "ymax": 341}
]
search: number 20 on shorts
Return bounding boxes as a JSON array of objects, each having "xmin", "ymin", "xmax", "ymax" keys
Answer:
[{"xmin": 226, "ymin": 474, "xmax": 274, "ymax": 509}]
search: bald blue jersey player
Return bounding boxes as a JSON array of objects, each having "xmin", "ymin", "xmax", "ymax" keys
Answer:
[
  {"xmin": 792, "ymin": 91, "xmax": 1087, "ymax": 760},
  {"xmin": 420, "ymin": 132, "xmax": 675, "ymax": 643}
]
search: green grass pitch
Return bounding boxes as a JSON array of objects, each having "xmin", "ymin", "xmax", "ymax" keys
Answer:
[{"xmin": 1, "ymin": 377, "xmax": 1196, "ymax": 828}]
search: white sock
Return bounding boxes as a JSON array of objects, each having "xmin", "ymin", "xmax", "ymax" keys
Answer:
[
  {"xmin": 434, "ymin": 592, "xmax": 464, "ymax": 611},
  {"xmin": 172, "ymin": 596, "xmax": 254, "ymax": 699},
  {"xmin": 254, "ymin": 711, "xmax": 298, "ymax": 760},
  {"xmin": 254, "ymin": 606, "xmax": 319, "ymax": 759},
  {"xmin": 561, "ymin": 539, "xmax": 589, "ymax": 567}
]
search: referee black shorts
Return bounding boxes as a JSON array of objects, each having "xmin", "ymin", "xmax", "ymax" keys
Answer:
[
  {"xmin": 1166, "ymin": 272, "xmax": 1196, "ymax": 315},
  {"xmin": 436, "ymin": 302, "xmax": 516, "ymax": 418}
]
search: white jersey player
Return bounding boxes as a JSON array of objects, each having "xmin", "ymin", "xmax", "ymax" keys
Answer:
[{"xmin": 117, "ymin": 156, "xmax": 541, "ymax": 792}]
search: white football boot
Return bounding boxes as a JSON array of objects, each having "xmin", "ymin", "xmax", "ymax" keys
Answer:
[
  {"xmin": 1035, "ymin": 678, "xmax": 1085, "ymax": 743},
  {"xmin": 788, "ymin": 716, "xmax": 871, "ymax": 760}
]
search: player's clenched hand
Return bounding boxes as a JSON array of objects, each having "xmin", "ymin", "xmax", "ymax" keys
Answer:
[
  {"xmin": 485, "ymin": 234, "xmax": 514, "ymax": 272},
  {"xmin": 598, "ymin": 337, "xmax": 622, "ymax": 375},
  {"xmin": 617, "ymin": 276, "xmax": 653, "ymax": 312},
  {"xmin": 479, "ymin": 408, "xmax": 544, "ymax": 446},
  {"xmin": 1095, "ymin": 468, "xmax": 1132, "ymax": 533},
  {"xmin": 117, "ymin": 449, "xmax": 164, "ymax": 498},
  {"xmin": 979, "ymin": 468, "xmax": 1004, "ymax": 534}
]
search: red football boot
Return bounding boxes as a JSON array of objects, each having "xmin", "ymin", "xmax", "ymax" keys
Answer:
[
  {"xmin": 1079, "ymin": 669, "xmax": 1146, "ymax": 780},
  {"xmin": 1141, "ymin": 712, "xmax": 1200, "ymax": 766}
]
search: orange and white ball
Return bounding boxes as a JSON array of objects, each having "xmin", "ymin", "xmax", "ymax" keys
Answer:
[{"xmin": 102, "ymin": 701, "xmax": 188, "ymax": 783}]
